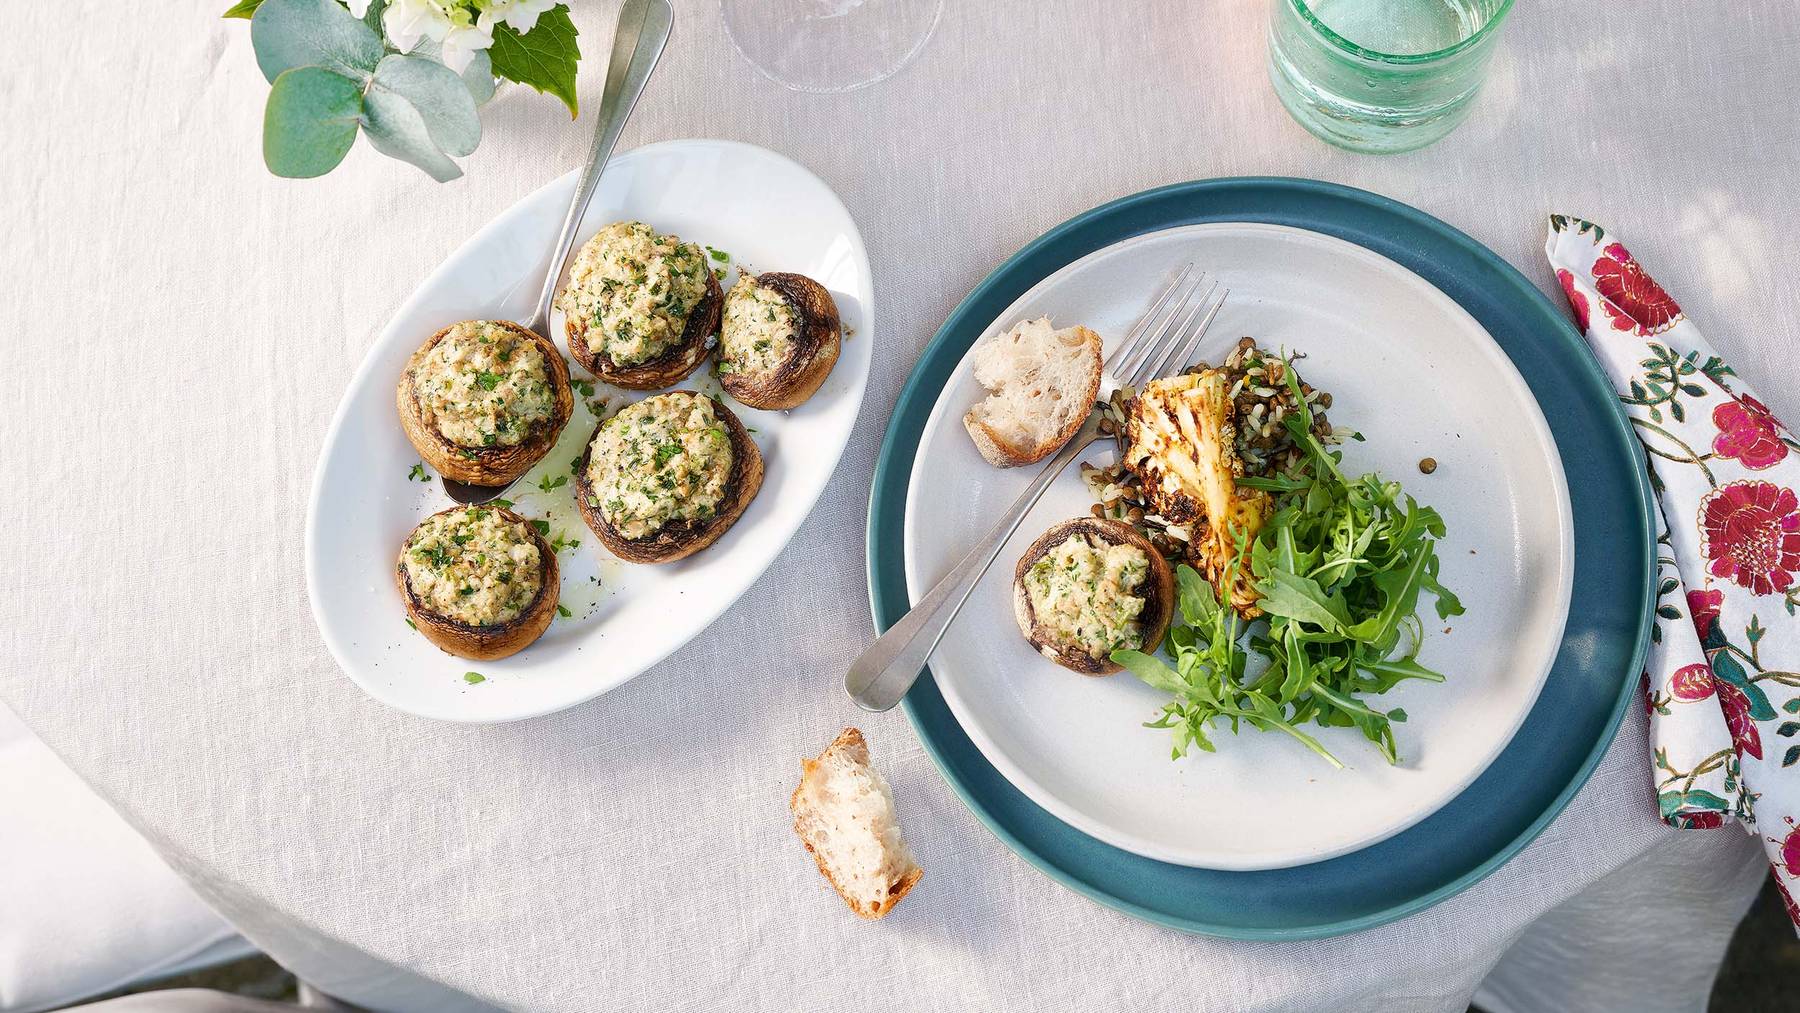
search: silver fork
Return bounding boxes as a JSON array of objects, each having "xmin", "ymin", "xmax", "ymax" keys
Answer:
[{"xmin": 845, "ymin": 268, "xmax": 1229, "ymax": 712}]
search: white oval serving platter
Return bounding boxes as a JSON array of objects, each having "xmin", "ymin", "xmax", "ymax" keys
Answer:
[
  {"xmin": 903, "ymin": 222, "xmax": 1572, "ymax": 869},
  {"xmin": 307, "ymin": 140, "xmax": 872, "ymax": 722}
]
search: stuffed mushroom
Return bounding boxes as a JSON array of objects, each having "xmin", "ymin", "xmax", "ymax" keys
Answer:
[
  {"xmin": 1013, "ymin": 517, "xmax": 1175, "ymax": 675},
  {"xmin": 574, "ymin": 391, "xmax": 763, "ymax": 564},
  {"xmin": 397, "ymin": 505, "xmax": 559, "ymax": 660},
  {"xmin": 396, "ymin": 319, "xmax": 574, "ymax": 487},
  {"xmin": 555, "ymin": 221, "xmax": 721, "ymax": 390},
  {"xmin": 716, "ymin": 271, "xmax": 841, "ymax": 410}
]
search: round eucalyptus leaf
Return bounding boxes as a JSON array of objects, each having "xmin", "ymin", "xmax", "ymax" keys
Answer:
[
  {"xmin": 363, "ymin": 83, "xmax": 462, "ymax": 182},
  {"xmin": 370, "ymin": 53, "xmax": 482, "ymax": 158},
  {"xmin": 461, "ymin": 50, "xmax": 497, "ymax": 106},
  {"xmin": 407, "ymin": 37, "xmax": 498, "ymax": 106},
  {"xmin": 263, "ymin": 65, "xmax": 363, "ymax": 178},
  {"xmin": 252, "ymin": 0, "xmax": 383, "ymax": 85}
]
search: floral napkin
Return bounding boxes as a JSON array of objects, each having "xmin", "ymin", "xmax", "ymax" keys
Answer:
[{"xmin": 1546, "ymin": 216, "xmax": 1800, "ymax": 931}]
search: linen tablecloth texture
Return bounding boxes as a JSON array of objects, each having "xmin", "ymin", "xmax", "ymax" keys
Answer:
[
  {"xmin": 2, "ymin": 1, "xmax": 1793, "ymax": 1010},
  {"xmin": 1546, "ymin": 218, "xmax": 1800, "ymax": 929}
]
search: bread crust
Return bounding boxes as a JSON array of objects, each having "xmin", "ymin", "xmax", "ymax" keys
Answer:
[
  {"xmin": 572, "ymin": 393, "xmax": 764, "ymax": 564},
  {"xmin": 396, "ymin": 321, "xmax": 575, "ymax": 487},
  {"xmin": 566, "ymin": 271, "xmax": 722, "ymax": 391},
  {"xmin": 1012, "ymin": 517, "xmax": 1174, "ymax": 675},
  {"xmin": 720, "ymin": 272, "xmax": 842, "ymax": 411},
  {"xmin": 789, "ymin": 728, "xmax": 923, "ymax": 920},
  {"xmin": 964, "ymin": 323, "xmax": 1102, "ymax": 468},
  {"xmin": 395, "ymin": 506, "xmax": 559, "ymax": 660}
]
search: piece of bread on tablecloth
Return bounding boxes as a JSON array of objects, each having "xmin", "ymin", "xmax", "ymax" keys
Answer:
[
  {"xmin": 790, "ymin": 728, "xmax": 922, "ymax": 919},
  {"xmin": 963, "ymin": 317, "xmax": 1103, "ymax": 467}
]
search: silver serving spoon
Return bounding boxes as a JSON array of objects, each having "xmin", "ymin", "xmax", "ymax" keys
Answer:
[{"xmin": 444, "ymin": 0, "xmax": 673, "ymax": 505}]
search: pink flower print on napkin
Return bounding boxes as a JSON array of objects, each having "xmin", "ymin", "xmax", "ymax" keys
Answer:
[
  {"xmin": 1698, "ymin": 481, "xmax": 1800, "ymax": 596},
  {"xmin": 1713, "ymin": 396, "xmax": 1790, "ymax": 471}
]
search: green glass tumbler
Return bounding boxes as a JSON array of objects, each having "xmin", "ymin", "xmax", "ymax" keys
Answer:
[{"xmin": 1268, "ymin": 0, "xmax": 1513, "ymax": 154}]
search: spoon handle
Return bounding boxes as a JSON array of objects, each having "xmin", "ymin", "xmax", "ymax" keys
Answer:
[{"xmin": 527, "ymin": 0, "xmax": 674, "ymax": 336}]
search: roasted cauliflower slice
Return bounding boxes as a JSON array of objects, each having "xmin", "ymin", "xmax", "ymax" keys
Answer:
[{"xmin": 1124, "ymin": 371, "xmax": 1272, "ymax": 617}]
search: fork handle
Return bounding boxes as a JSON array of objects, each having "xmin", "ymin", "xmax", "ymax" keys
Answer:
[{"xmin": 846, "ymin": 415, "xmax": 1105, "ymax": 712}]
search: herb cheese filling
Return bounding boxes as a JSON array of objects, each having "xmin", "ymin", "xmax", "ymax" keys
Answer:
[
  {"xmin": 556, "ymin": 221, "xmax": 711, "ymax": 368},
  {"xmin": 587, "ymin": 394, "xmax": 733, "ymax": 541},
  {"xmin": 720, "ymin": 275, "xmax": 796, "ymax": 376},
  {"xmin": 411, "ymin": 321, "xmax": 556, "ymax": 449},
  {"xmin": 1024, "ymin": 534, "xmax": 1151, "ymax": 660},
  {"xmin": 402, "ymin": 507, "xmax": 544, "ymax": 627}
]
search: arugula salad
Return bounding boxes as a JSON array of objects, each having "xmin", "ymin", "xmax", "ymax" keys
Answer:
[{"xmin": 1093, "ymin": 346, "xmax": 1463, "ymax": 767}]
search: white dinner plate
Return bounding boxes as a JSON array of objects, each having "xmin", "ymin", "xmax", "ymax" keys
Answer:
[
  {"xmin": 307, "ymin": 140, "xmax": 872, "ymax": 722},
  {"xmin": 903, "ymin": 223, "xmax": 1572, "ymax": 869}
]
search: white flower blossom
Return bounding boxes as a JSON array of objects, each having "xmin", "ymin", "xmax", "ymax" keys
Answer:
[
  {"xmin": 478, "ymin": 0, "xmax": 557, "ymax": 36},
  {"xmin": 437, "ymin": 20, "xmax": 496, "ymax": 73},
  {"xmin": 343, "ymin": 0, "xmax": 372, "ymax": 17},
  {"xmin": 383, "ymin": 0, "xmax": 454, "ymax": 54}
]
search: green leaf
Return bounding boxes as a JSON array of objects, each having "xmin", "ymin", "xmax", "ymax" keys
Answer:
[
  {"xmin": 360, "ymin": 0, "xmax": 387, "ymax": 32},
  {"xmin": 1256, "ymin": 569, "xmax": 1350, "ymax": 633},
  {"xmin": 1113, "ymin": 649, "xmax": 1187, "ymax": 697},
  {"xmin": 1344, "ymin": 551, "xmax": 1431, "ymax": 645},
  {"xmin": 1175, "ymin": 564, "xmax": 1219, "ymax": 627},
  {"xmin": 370, "ymin": 53, "xmax": 481, "ymax": 158},
  {"xmin": 263, "ymin": 66, "xmax": 363, "ymax": 178},
  {"xmin": 223, "ymin": 0, "xmax": 264, "ymax": 18},
  {"xmin": 409, "ymin": 34, "xmax": 498, "ymax": 105},
  {"xmin": 362, "ymin": 76, "xmax": 463, "ymax": 182},
  {"xmin": 251, "ymin": 0, "xmax": 384, "ymax": 84},
  {"xmin": 1356, "ymin": 655, "xmax": 1446, "ymax": 687},
  {"xmin": 488, "ymin": 5, "xmax": 581, "ymax": 117}
]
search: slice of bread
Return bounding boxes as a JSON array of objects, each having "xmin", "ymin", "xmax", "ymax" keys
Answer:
[
  {"xmin": 790, "ymin": 728, "xmax": 922, "ymax": 919},
  {"xmin": 963, "ymin": 317, "xmax": 1103, "ymax": 468}
]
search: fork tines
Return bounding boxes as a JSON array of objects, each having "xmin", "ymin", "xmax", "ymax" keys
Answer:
[{"xmin": 1109, "ymin": 267, "xmax": 1228, "ymax": 392}]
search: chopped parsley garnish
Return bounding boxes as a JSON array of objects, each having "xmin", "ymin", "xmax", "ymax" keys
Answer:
[
  {"xmin": 463, "ymin": 671, "xmax": 486, "ymax": 685},
  {"xmin": 654, "ymin": 443, "xmax": 683, "ymax": 467},
  {"xmin": 492, "ymin": 498, "xmax": 513, "ymax": 509},
  {"xmin": 415, "ymin": 545, "xmax": 453, "ymax": 568},
  {"xmin": 474, "ymin": 371, "xmax": 503, "ymax": 391},
  {"xmin": 574, "ymin": 379, "xmax": 595, "ymax": 398},
  {"xmin": 706, "ymin": 246, "xmax": 730, "ymax": 263},
  {"xmin": 556, "ymin": 603, "xmax": 573, "ymax": 619},
  {"xmin": 408, "ymin": 462, "xmax": 428, "ymax": 482},
  {"xmin": 537, "ymin": 473, "xmax": 568, "ymax": 493},
  {"xmin": 404, "ymin": 618, "xmax": 417, "ymax": 631},
  {"xmin": 531, "ymin": 519, "xmax": 551, "ymax": 536}
]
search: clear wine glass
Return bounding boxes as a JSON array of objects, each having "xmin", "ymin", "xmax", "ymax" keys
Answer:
[{"xmin": 720, "ymin": 0, "xmax": 943, "ymax": 94}]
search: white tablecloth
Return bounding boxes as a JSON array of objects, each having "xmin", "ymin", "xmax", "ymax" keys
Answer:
[{"xmin": 3, "ymin": 2, "xmax": 1792, "ymax": 1010}]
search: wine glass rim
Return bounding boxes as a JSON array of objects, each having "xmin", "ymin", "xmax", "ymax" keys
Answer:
[{"xmin": 1286, "ymin": 0, "xmax": 1515, "ymax": 64}]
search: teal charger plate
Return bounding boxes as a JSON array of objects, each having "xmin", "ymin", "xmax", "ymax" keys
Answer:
[{"xmin": 865, "ymin": 178, "xmax": 1655, "ymax": 939}]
